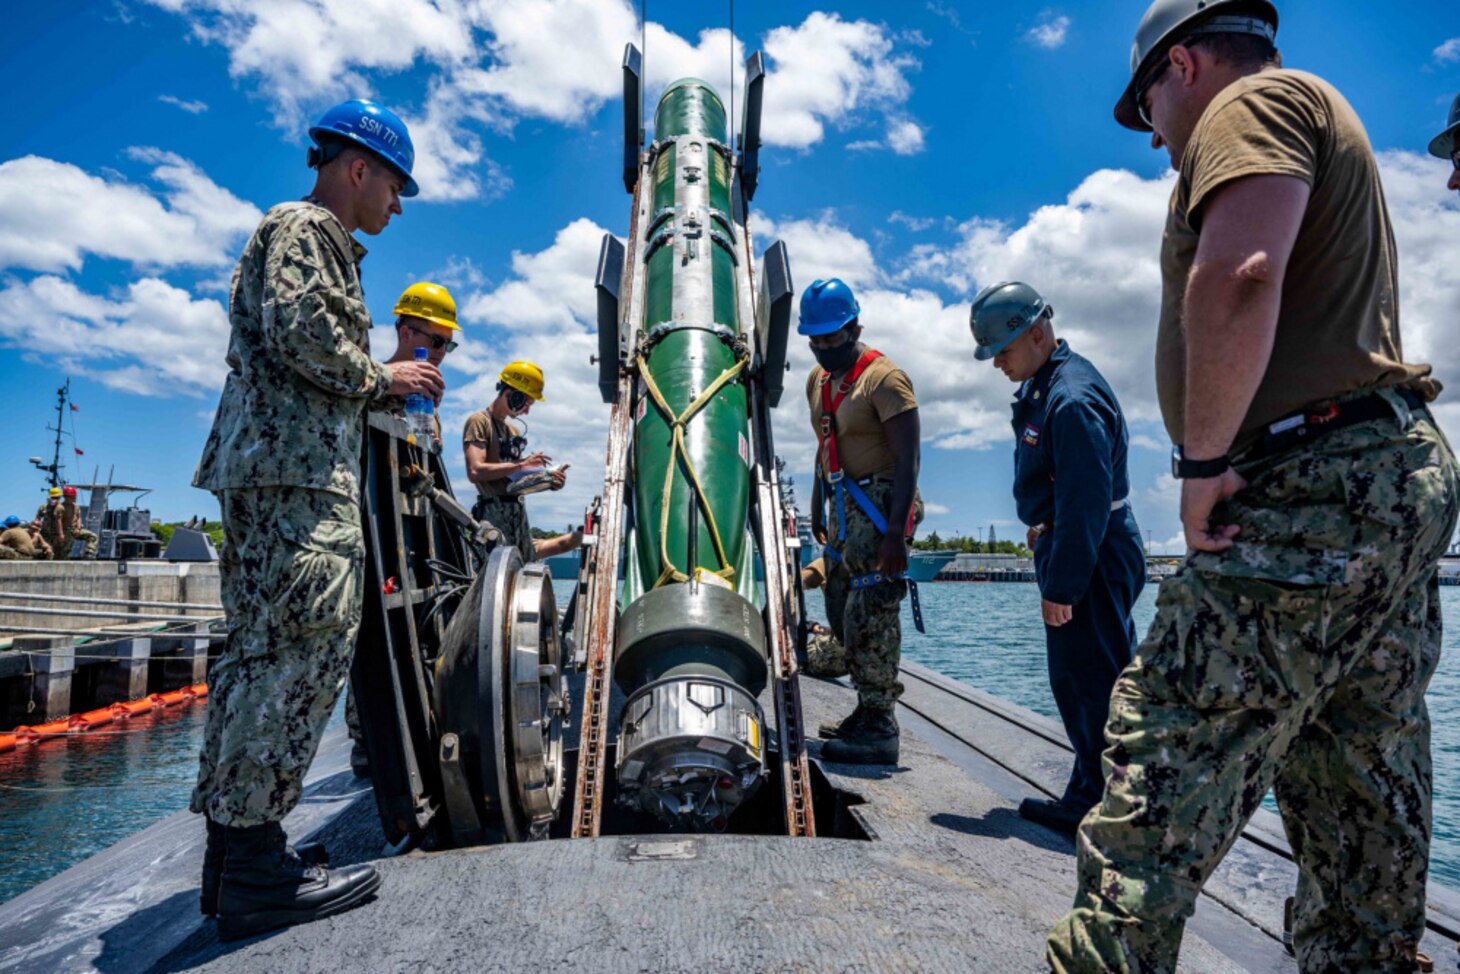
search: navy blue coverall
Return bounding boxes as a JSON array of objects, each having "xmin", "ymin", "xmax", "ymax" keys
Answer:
[{"xmin": 1011, "ymin": 340, "xmax": 1145, "ymax": 810}]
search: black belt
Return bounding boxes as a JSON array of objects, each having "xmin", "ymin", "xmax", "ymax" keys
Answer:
[{"xmin": 1249, "ymin": 387, "xmax": 1427, "ymax": 461}]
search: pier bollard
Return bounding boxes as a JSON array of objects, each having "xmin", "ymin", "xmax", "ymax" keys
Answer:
[
  {"xmin": 96, "ymin": 637, "xmax": 151, "ymax": 706},
  {"xmin": 9, "ymin": 636, "xmax": 75, "ymax": 725}
]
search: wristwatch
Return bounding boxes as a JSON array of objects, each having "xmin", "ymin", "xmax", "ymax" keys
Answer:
[{"xmin": 1171, "ymin": 445, "xmax": 1231, "ymax": 480}]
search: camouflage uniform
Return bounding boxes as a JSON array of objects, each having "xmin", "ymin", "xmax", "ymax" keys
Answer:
[
  {"xmin": 1047, "ymin": 394, "xmax": 1458, "ymax": 972},
  {"xmin": 804, "ymin": 629, "xmax": 849, "ymax": 679},
  {"xmin": 821, "ymin": 480, "xmax": 923, "ymax": 710},
  {"xmin": 472, "ymin": 494, "xmax": 534, "ymax": 560},
  {"xmin": 60, "ymin": 500, "xmax": 97, "ymax": 559},
  {"xmin": 35, "ymin": 501, "xmax": 65, "ymax": 555},
  {"xmin": 190, "ymin": 200, "xmax": 393, "ymax": 828}
]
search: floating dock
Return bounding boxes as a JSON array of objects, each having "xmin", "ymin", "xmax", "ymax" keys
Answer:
[{"xmin": 4, "ymin": 661, "xmax": 1456, "ymax": 972}]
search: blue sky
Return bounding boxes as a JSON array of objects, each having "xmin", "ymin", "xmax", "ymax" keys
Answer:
[{"xmin": 2, "ymin": 0, "xmax": 1457, "ymax": 550}]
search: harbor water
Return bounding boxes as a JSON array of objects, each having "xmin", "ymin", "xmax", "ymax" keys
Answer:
[{"xmin": 1, "ymin": 581, "xmax": 1457, "ymax": 904}]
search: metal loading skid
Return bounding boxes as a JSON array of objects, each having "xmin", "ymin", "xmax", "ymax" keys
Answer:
[{"xmin": 616, "ymin": 78, "xmax": 766, "ymax": 831}]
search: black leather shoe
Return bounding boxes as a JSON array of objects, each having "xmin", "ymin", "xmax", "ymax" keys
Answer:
[
  {"xmin": 1017, "ymin": 797, "xmax": 1087, "ymax": 835},
  {"xmin": 817, "ymin": 703, "xmax": 870, "ymax": 740},
  {"xmin": 216, "ymin": 823, "xmax": 379, "ymax": 941},
  {"xmin": 821, "ymin": 709, "xmax": 899, "ymax": 764},
  {"xmin": 201, "ymin": 818, "xmax": 329, "ymax": 917}
]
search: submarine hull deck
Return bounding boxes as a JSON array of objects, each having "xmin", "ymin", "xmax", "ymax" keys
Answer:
[{"xmin": 3, "ymin": 662, "xmax": 1457, "ymax": 973}]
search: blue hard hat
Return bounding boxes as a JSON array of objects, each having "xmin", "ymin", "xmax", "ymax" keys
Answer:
[
  {"xmin": 797, "ymin": 279, "xmax": 861, "ymax": 336},
  {"xmin": 3, "ymin": 515, "xmax": 19, "ymax": 528},
  {"xmin": 309, "ymin": 99, "xmax": 419, "ymax": 198}
]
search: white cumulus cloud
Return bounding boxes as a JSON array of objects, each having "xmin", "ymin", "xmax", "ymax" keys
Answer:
[
  {"xmin": 0, "ymin": 275, "xmax": 231, "ymax": 396},
  {"xmin": 143, "ymin": 2, "xmax": 927, "ymax": 199},
  {"xmin": 0, "ymin": 150, "xmax": 261, "ymax": 274},
  {"xmin": 1435, "ymin": 38, "xmax": 1460, "ymax": 64}
]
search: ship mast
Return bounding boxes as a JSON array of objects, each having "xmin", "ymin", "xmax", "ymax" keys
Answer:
[{"xmin": 29, "ymin": 379, "xmax": 71, "ymax": 488}]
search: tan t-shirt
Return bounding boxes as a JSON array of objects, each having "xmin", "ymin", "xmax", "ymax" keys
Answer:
[
  {"xmin": 806, "ymin": 350, "xmax": 918, "ymax": 481},
  {"xmin": 1157, "ymin": 69, "xmax": 1437, "ymax": 448},
  {"xmin": 462, "ymin": 409, "xmax": 520, "ymax": 498},
  {"xmin": 0, "ymin": 527, "xmax": 35, "ymax": 557}
]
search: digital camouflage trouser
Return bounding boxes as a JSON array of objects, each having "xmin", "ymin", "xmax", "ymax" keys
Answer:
[
  {"xmin": 805, "ymin": 630, "xmax": 850, "ymax": 679},
  {"xmin": 822, "ymin": 480, "xmax": 922, "ymax": 711},
  {"xmin": 191, "ymin": 486, "xmax": 364, "ymax": 827},
  {"xmin": 57, "ymin": 526, "xmax": 98, "ymax": 560},
  {"xmin": 1048, "ymin": 398, "xmax": 1459, "ymax": 973},
  {"xmin": 472, "ymin": 494, "xmax": 533, "ymax": 560}
]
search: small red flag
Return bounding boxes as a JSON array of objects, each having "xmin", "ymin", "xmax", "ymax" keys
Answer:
[
  {"xmin": 70, "ymin": 404, "xmax": 79, "ymax": 412},
  {"xmin": 74, "ymin": 448, "xmax": 84, "ymax": 456}
]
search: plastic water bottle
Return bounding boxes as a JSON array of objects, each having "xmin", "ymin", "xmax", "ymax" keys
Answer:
[{"xmin": 404, "ymin": 346, "xmax": 436, "ymax": 445}]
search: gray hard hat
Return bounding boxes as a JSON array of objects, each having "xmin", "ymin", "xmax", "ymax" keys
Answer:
[
  {"xmin": 1429, "ymin": 93, "xmax": 1460, "ymax": 159},
  {"xmin": 969, "ymin": 282, "xmax": 1050, "ymax": 362},
  {"xmin": 1115, "ymin": 0, "xmax": 1279, "ymax": 132}
]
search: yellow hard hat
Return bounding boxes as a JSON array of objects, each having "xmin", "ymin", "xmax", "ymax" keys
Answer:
[
  {"xmin": 392, "ymin": 281, "xmax": 459, "ymax": 332},
  {"xmin": 499, "ymin": 361, "xmax": 546, "ymax": 402},
  {"xmin": 48, "ymin": 487, "xmax": 62, "ymax": 498}
]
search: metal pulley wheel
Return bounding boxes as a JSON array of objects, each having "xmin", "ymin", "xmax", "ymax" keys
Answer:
[{"xmin": 432, "ymin": 544, "xmax": 568, "ymax": 844}]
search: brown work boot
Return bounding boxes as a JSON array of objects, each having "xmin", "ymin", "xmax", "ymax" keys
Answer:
[
  {"xmin": 818, "ymin": 703, "xmax": 870, "ymax": 740},
  {"xmin": 821, "ymin": 708, "xmax": 899, "ymax": 764}
]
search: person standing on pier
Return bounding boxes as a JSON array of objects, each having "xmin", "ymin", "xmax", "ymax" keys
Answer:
[
  {"xmin": 190, "ymin": 99, "xmax": 445, "ymax": 941},
  {"xmin": 969, "ymin": 282, "xmax": 1145, "ymax": 835},
  {"xmin": 34, "ymin": 487, "xmax": 64, "ymax": 556},
  {"xmin": 58, "ymin": 486, "xmax": 97, "ymax": 560},
  {"xmin": 1048, "ymin": 1, "xmax": 1458, "ymax": 971},
  {"xmin": 1429, "ymin": 93, "xmax": 1460, "ymax": 195},
  {"xmin": 802, "ymin": 278, "xmax": 923, "ymax": 765}
]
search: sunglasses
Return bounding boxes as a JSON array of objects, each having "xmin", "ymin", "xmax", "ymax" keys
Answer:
[
  {"xmin": 1451, "ymin": 149, "xmax": 1460, "ymax": 172},
  {"xmin": 1136, "ymin": 59, "xmax": 1171, "ymax": 129},
  {"xmin": 407, "ymin": 324, "xmax": 458, "ymax": 353}
]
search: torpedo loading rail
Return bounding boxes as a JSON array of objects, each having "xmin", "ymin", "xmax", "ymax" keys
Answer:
[
  {"xmin": 576, "ymin": 46, "xmax": 811, "ymax": 837},
  {"xmin": 354, "ymin": 48, "xmax": 811, "ymax": 850}
]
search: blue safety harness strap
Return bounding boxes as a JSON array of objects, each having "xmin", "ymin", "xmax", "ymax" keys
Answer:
[{"xmin": 815, "ymin": 350, "xmax": 927, "ymax": 634}]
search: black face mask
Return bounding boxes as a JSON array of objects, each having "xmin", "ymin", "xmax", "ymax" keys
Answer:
[{"xmin": 813, "ymin": 340, "xmax": 861, "ymax": 374}]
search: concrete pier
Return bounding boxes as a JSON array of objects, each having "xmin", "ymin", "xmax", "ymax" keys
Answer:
[
  {"xmin": 0, "ymin": 636, "xmax": 75, "ymax": 725},
  {"xmin": 0, "ymin": 562, "xmax": 219, "ymax": 635},
  {"xmin": 92, "ymin": 636, "xmax": 151, "ymax": 705}
]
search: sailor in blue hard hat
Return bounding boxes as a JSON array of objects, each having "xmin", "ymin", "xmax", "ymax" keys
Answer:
[
  {"xmin": 800, "ymin": 277, "xmax": 925, "ymax": 766},
  {"xmin": 305, "ymin": 99, "xmax": 419, "ymax": 235},
  {"xmin": 189, "ymin": 95, "xmax": 444, "ymax": 941}
]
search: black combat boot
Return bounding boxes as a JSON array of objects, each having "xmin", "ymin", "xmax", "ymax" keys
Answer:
[
  {"xmin": 350, "ymin": 742, "xmax": 371, "ymax": 779},
  {"xmin": 821, "ymin": 708, "xmax": 899, "ymax": 764},
  {"xmin": 818, "ymin": 702, "xmax": 871, "ymax": 740},
  {"xmin": 216, "ymin": 823, "xmax": 380, "ymax": 941},
  {"xmin": 201, "ymin": 818, "xmax": 331, "ymax": 917},
  {"xmin": 1016, "ymin": 798, "xmax": 1086, "ymax": 836}
]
